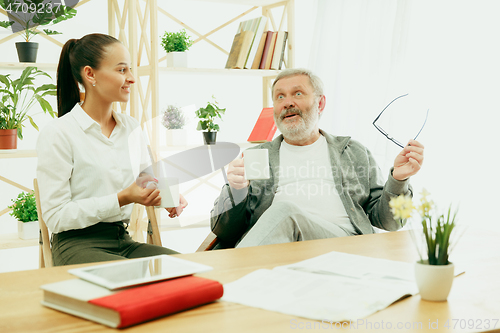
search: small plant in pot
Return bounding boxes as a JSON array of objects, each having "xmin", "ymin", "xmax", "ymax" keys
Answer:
[
  {"xmin": 161, "ymin": 105, "xmax": 186, "ymax": 146},
  {"xmin": 0, "ymin": 0, "xmax": 77, "ymax": 62},
  {"xmin": 9, "ymin": 191, "xmax": 39, "ymax": 240},
  {"xmin": 389, "ymin": 190, "xmax": 461, "ymax": 301},
  {"xmin": 0, "ymin": 66, "xmax": 57, "ymax": 149},
  {"xmin": 195, "ymin": 97, "xmax": 225, "ymax": 145},
  {"xmin": 160, "ymin": 28, "xmax": 193, "ymax": 68}
]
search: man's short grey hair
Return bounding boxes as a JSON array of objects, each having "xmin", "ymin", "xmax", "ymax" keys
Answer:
[{"xmin": 272, "ymin": 68, "xmax": 324, "ymax": 97}]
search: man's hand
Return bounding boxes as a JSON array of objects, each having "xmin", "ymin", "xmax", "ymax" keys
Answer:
[
  {"xmin": 166, "ymin": 194, "xmax": 188, "ymax": 218},
  {"xmin": 227, "ymin": 155, "xmax": 249, "ymax": 190},
  {"xmin": 392, "ymin": 139, "xmax": 424, "ymax": 181},
  {"xmin": 118, "ymin": 182, "xmax": 162, "ymax": 207}
]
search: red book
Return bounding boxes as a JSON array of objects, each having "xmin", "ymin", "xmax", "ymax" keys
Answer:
[
  {"xmin": 259, "ymin": 31, "xmax": 274, "ymax": 69},
  {"xmin": 263, "ymin": 32, "xmax": 278, "ymax": 70},
  {"xmin": 41, "ymin": 276, "xmax": 224, "ymax": 328},
  {"xmin": 247, "ymin": 107, "xmax": 277, "ymax": 143}
]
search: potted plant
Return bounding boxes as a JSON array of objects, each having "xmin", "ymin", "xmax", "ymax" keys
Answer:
[
  {"xmin": 161, "ymin": 104, "xmax": 187, "ymax": 146},
  {"xmin": 195, "ymin": 97, "xmax": 225, "ymax": 145},
  {"xmin": 0, "ymin": 66, "xmax": 57, "ymax": 149},
  {"xmin": 389, "ymin": 190, "xmax": 460, "ymax": 301},
  {"xmin": 0, "ymin": 0, "xmax": 77, "ymax": 62},
  {"xmin": 160, "ymin": 28, "xmax": 193, "ymax": 68},
  {"xmin": 9, "ymin": 191, "xmax": 39, "ymax": 240}
]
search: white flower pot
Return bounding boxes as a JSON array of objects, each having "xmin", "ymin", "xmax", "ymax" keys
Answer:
[
  {"xmin": 166, "ymin": 52, "xmax": 187, "ymax": 68},
  {"xmin": 166, "ymin": 129, "xmax": 187, "ymax": 146},
  {"xmin": 414, "ymin": 260, "xmax": 454, "ymax": 301},
  {"xmin": 18, "ymin": 220, "xmax": 39, "ymax": 240}
]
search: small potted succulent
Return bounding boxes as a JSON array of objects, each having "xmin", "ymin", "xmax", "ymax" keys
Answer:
[
  {"xmin": 0, "ymin": 0, "xmax": 77, "ymax": 62},
  {"xmin": 389, "ymin": 189, "xmax": 460, "ymax": 301},
  {"xmin": 9, "ymin": 191, "xmax": 38, "ymax": 240},
  {"xmin": 195, "ymin": 96, "xmax": 225, "ymax": 145},
  {"xmin": 160, "ymin": 29, "xmax": 194, "ymax": 68},
  {"xmin": 0, "ymin": 66, "xmax": 57, "ymax": 149},
  {"xmin": 161, "ymin": 105, "xmax": 186, "ymax": 146}
]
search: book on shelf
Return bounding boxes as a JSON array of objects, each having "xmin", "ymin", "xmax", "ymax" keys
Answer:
[
  {"xmin": 251, "ymin": 32, "xmax": 268, "ymax": 69},
  {"xmin": 247, "ymin": 107, "xmax": 277, "ymax": 143},
  {"xmin": 270, "ymin": 31, "xmax": 288, "ymax": 70},
  {"xmin": 225, "ymin": 30, "xmax": 255, "ymax": 69},
  {"xmin": 263, "ymin": 31, "xmax": 278, "ymax": 70},
  {"xmin": 259, "ymin": 31, "xmax": 275, "ymax": 69},
  {"xmin": 41, "ymin": 276, "xmax": 224, "ymax": 328},
  {"xmin": 244, "ymin": 16, "xmax": 268, "ymax": 68}
]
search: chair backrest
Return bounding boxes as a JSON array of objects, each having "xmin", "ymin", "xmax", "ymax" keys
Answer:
[
  {"xmin": 196, "ymin": 231, "xmax": 219, "ymax": 251},
  {"xmin": 145, "ymin": 206, "xmax": 162, "ymax": 246},
  {"xmin": 33, "ymin": 178, "xmax": 53, "ymax": 268}
]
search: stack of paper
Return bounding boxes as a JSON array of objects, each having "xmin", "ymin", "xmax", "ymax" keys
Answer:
[{"xmin": 222, "ymin": 251, "xmax": 419, "ymax": 322}]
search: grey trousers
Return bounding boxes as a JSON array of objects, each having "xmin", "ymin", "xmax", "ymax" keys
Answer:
[
  {"xmin": 51, "ymin": 222, "xmax": 178, "ymax": 266},
  {"xmin": 236, "ymin": 201, "xmax": 351, "ymax": 248}
]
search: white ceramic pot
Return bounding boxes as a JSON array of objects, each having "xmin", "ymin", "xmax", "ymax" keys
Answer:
[
  {"xmin": 166, "ymin": 52, "xmax": 187, "ymax": 68},
  {"xmin": 18, "ymin": 220, "xmax": 39, "ymax": 240},
  {"xmin": 414, "ymin": 260, "xmax": 454, "ymax": 301},
  {"xmin": 166, "ymin": 129, "xmax": 187, "ymax": 146}
]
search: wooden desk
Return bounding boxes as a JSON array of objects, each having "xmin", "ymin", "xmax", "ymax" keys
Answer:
[{"xmin": 0, "ymin": 229, "xmax": 499, "ymax": 332}]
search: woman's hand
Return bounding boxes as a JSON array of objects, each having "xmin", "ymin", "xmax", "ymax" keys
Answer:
[
  {"xmin": 166, "ymin": 194, "xmax": 188, "ymax": 218},
  {"xmin": 118, "ymin": 181, "xmax": 162, "ymax": 207}
]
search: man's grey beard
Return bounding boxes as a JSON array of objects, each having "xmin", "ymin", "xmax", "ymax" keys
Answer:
[{"xmin": 275, "ymin": 106, "xmax": 319, "ymax": 142}]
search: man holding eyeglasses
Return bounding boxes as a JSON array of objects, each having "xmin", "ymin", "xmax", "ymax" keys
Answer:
[{"xmin": 210, "ymin": 68, "xmax": 424, "ymax": 248}]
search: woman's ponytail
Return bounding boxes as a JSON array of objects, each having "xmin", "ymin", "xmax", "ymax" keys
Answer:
[{"xmin": 57, "ymin": 39, "xmax": 79, "ymax": 118}]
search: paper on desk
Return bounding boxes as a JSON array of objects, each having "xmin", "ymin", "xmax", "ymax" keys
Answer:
[
  {"xmin": 281, "ymin": 251, "xmax": 416, "ymax": 283},
  {"xmin": 221, "ymin": 251, "xmax": 419, "ymax": 322}
]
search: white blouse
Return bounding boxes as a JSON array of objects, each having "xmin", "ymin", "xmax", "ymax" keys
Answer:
[{"xmin": 36, "ymin": 104, "xmax": 150, "ymax": 234}]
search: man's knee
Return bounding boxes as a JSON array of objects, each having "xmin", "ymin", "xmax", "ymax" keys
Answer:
[{"xmin": 266, "ymin": 201, "xmax": 304, "ymax": 216}]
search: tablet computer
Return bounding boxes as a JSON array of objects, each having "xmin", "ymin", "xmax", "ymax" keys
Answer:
[{"xmin": 68, "ymin": 255, "xmax": 213, "ymax": 290}]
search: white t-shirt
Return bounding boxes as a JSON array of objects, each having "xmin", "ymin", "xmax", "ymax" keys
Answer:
[
  {"xmin": 273, "ymin": 135, "xmax": 356, "ymax": 235},
  {"xmin": 36, "ymin": 104, "xmax": 151, "ymax": 233}
]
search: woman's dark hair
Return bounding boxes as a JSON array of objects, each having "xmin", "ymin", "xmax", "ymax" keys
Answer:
[{"xmin": 57, "ymin": 34, "xmax": 121, "ymax": 117}]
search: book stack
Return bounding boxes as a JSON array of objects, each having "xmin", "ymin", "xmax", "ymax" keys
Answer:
[
  {"xmin": 225, "ymin": 16, "xmax": 288, "ymax": 70},
  {"xmin": 40, "ymin": 255, "xmax": 224, "ymax": 328}
]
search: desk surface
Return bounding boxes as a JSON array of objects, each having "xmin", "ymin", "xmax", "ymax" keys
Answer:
[{"xmin": 1, "ymin": 229, "xmax": 499, "ymax": 333}]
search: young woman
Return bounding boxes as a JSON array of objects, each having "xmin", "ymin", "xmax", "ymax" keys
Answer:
[{"xmin": 36, "ymin": 33, "xmax": 187, "ymax": 265}]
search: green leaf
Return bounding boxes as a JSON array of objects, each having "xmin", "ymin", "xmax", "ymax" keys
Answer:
[
  {"xmin": 35, "ymin": 84, "xmax": 56, "ymax": 94},
  {"xmin": 0, "ymin": 20, "xmax": 14, "ymax": 28},
  {"xmin": 27, "ymin": 115, "xmax": 38, "ymax": 131},
  {"xmin": 42, "ymin": 29, "xmax": 62, "ymax": 35}
]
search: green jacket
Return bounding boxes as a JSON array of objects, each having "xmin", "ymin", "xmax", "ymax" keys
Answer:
[{"xmin": 210, "ymin": 130, "xmax": 411, "ymax": 248}]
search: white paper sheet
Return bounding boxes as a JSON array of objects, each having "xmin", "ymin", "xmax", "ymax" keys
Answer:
[{"xmin": 221, "ymin": 251, "xmax": 419, "ymax": 322}]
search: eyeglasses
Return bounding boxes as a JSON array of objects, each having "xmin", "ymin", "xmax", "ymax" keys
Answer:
[{"xmin": 372, "ymin": 93, "xmax": 429, "ymax": 148}]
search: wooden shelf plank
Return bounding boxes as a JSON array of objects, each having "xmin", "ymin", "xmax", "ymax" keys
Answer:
[
  {"xmin": 0, "ymin": 233, "xmax": 38, "ymax": 249},
  {"xmin": 141, "ymin": 66, "xmax": 279, "ymax": 77},
  {"xmin": 188, "ymin": 0, "xmax": 287, "ymax": 6},
  {"xmin": 0, "ymin": 62, "xmax": 57, "ymax": 71},
  {"xmin": 0, "ymin": 150, "xmax": 37, "ymax": 159}
]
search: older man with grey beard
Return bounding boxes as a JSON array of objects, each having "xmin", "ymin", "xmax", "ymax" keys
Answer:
[{"xmin": 210, "ymin": 68, "xmax": 424, "ymax": 249}]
